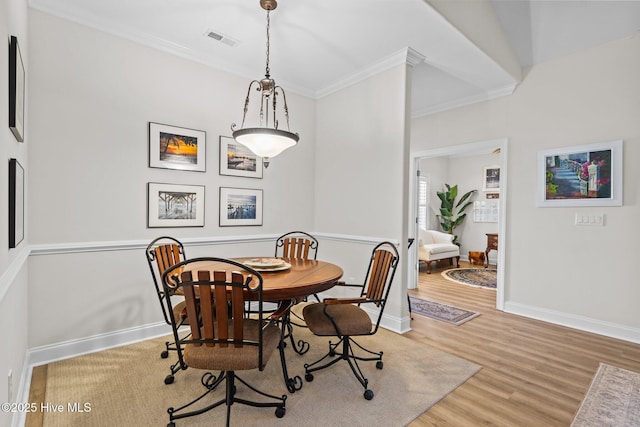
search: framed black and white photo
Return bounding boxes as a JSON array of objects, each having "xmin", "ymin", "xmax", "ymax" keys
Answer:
[
  {"xmin": 147, "ymin": 182, "xmax": 205, "ymax": 228},
  {"xmin": 219, "ymin": 187, "xmax": 263, "ymax": 226},
  {"xmin": 219, "ymin": 136, "xmax": 263, "ymax": 178},
  {"xmin": 9, "ymin": 159, "xmax": 24, "ymax": 248},
  {"xmin": 9, "ymin": 36, "xmax": 25, "ymax": 142},
  {"xmin": 149, "ymin": 122, "xmax": 206, "ymax": 172},
  {"xmin": 482, "ymin": 165, "xmax": 500, "ymax": 192},
  {"xmin": 537, "ymin": 140, "xmax": 623, "ymax": 207}
]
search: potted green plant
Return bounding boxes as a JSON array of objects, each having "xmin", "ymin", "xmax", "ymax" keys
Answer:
[{"xmin": 436, "ymin": 184, "xmax": 477, "ymax": 246}]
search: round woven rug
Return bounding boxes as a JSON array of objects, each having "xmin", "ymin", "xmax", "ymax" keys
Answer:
[{"xmin": 442, "ymin": 268, "xmax": 497, "ymax": 289}]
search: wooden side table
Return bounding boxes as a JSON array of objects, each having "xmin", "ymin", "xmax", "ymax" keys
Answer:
[{"xmin": 485, "ymin": 233, "xmax": 498, "ymax": 268}]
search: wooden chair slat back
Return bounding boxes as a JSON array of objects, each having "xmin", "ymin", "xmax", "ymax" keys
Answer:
[
  {"xmin": 283, "ymin": 237, "xmax": 311, "ymax": 260},
  {"xmin": 365, "ymin": 249, "xmax": 394, "ymax": 306},
  {"xmin": 213, "ymin": 271, "xmax": 229, "ymax": 347},
  {"xmin": 155, "ymin": 244, "xmax": 182, "ymax": 275},
  {"xmin": 197, "ymin": 271, "xmax": 214, "ymax": 347},
  {"xmin": 231, "ymin": 273, "xmax": 246, "ymax": 347},
  {"xmin": 179, "ymin": 268, "xmax": 250, "ymax": 349},
  {"xmin": 276, "ymin": 232, "xmax": 318, "ymax": 260},
  {"xmin": 180, "ymin": 271, "xmax": 201, "ymax": 343}
]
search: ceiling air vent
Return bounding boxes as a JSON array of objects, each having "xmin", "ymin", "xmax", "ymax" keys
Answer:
[{"xmin": 206, "ymin": 30, "xmax": 238, "ymax": 47}]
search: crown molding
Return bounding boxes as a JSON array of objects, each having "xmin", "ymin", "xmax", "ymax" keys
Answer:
[
  {"xmin": 411, "ymin": 82, "xmax": 518, "ymax": 118},
  {"xmin": 316, "ymin": 47, "xmax": 425, "ymax": 99}
]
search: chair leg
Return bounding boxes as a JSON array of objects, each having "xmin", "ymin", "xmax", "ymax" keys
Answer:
[
  {"xmin": 304, "ymin": 336, "xmax": 382, "ymax": 400},
  {"xmin": 167, "ymin": 371, "xmax": 286, "ymax": 426},
  {"xmin": 162, "ymin": 332, "xmax": 190, "ymax": 385}
]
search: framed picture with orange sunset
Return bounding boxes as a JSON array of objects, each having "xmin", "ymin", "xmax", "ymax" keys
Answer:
[{"xmin": 148, "ymin": 122, "xmax": 206, "ymax": 172}]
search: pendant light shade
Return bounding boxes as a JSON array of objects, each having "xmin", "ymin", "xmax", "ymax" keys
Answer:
[
  {"xmin": 232, "ymin": 128, "xmax": 299, "ymax": 158},
  {"xmin": 231, "ymin": 0, "xmax": 298, "ymax": 168}
]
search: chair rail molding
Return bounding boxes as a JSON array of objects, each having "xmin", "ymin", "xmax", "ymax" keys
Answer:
[{"xmin": 28, "ymin": 233, "xmax": 401, "ymax": 256}]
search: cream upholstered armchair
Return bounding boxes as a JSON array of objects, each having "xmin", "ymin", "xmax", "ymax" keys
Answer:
[{"xmin": 418, "ymin": 228, "xmax": 460, "ymax": 273}]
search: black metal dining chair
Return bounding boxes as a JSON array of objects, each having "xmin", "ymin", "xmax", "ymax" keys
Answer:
[
  {"xmin": 161, "ymin": 257, "xmax": 288, "ymax": 427},
  {"xmin": 145, "ymin": 236, "xmax": 189, "ymax": 384},
  {"xmin": 302, "ymin": 241, "xmax": 399, "ymax": 400},
  {"xmin": 274, "ymin": 231, "xmax": 320, "ymax": 356}
]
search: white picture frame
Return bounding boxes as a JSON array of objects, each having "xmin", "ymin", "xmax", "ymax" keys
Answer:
[{"xmin": 537, "ymin": 140, "xmax": 623, "ymax": 207}]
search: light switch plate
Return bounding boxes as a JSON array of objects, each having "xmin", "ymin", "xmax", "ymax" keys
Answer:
[{"xmin": 575, "ymin": 213, "xmax": 604, "ymax": 226}]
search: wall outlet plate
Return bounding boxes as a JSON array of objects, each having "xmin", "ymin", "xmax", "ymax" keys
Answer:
[{"xmin": 8, "ymin": 369, "xmax": 12, "ymax": 401}]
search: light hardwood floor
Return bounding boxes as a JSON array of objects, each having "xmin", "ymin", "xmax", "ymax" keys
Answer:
[
  {"xmin": 26, "ymin": 260, "xmax": 640, "ymax": 426},
  {"xmin": 407, "ymin": 260, "xmax": 640, "ymax": 426}
]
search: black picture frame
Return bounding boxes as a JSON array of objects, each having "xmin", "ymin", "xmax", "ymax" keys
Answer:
[
  {"xmin": 147, "ymin": 182, "xmax": 206, "ymax": 228},
  {"xmin": 9, "ymin": 159, "xmax": 24, "ymax": 248},
  {"xmin": 219, "ymin": 187, "xmax": 263, "ymax": 227},
  {"xmin": 219, "ymin": 136, "xmax": 263, "ymax": 178},
  {"xmin": 9, "ymin": 36, "xmax": 25, "ymax": 142},
  {"xmin": 148, "ymin": 122, "xmax": 206, "ymax": 172}
]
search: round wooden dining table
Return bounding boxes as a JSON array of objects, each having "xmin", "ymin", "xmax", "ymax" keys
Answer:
[
  {"xmin": 180, "ymin": 257, "xmax": 343, "ymax": 302},
  {"xmin": 177, "ymin": 256, "xmax": 344, "ymax": 393}
]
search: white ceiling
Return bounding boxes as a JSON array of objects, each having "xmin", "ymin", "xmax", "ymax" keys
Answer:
[{"xmin": 28, "ymin": 0, "xmax": 640, "ymax": 117}]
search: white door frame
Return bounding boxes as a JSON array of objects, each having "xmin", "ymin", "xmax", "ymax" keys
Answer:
[{"xmin": 408, "ymin": 138, "xmax": 507, "ymax": 311}]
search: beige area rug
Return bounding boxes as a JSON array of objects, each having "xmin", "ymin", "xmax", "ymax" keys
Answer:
[
  {"xmin": 571, "ymin": 363, "xmax": 640, "ymax": 427},
  {"xmin": 409, "ymin": 297, "xmax": 479, "ymax": 326},
  {"xmin": 441, "ymin": 268, "xmax": 497, "ymax": 289},
  {"xmin": 41, "ymin": 326, "xmax": 480, "ymax": 426}
]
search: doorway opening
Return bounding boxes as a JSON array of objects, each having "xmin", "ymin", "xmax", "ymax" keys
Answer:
[{"xmin": 408, "ymin": 138, "xmax": 507, "ymax": 311}]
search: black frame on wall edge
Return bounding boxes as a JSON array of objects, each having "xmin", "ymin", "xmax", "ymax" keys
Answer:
[{"xmin": 9, "ymin": 158, "xmax": 24, "ymax": 248}]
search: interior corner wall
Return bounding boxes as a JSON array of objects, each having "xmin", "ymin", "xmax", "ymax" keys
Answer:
[
  {"xmin": 314, "ymin": 64, "xmax": 410, "ymax": 326},
  {"xmin": 1, "ymin": 0, "xmax": 30, "ymax": 424},
  {"xmin": 411, "ymin": 35, "xmax": 640, "ymax": 340},
  {"xmin": 26, "ymin": 10, "xmax": 317, "ymax": 348}
]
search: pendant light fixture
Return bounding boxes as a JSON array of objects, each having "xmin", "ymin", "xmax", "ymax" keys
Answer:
[{"xmin": 231, "ymin": 0, "xmax": 299, "ymax": 168}]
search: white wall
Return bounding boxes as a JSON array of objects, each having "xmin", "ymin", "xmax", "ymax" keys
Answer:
[
  {"xmin": 412, "ymin": 35, "xmax": 640, "ymax": 340},
  {"xmin": 26, "ymin": 10, "xmax": 318, "ymax": 348},
  {"xmin": 27, "ymin": 11, "xmax": 317, "ymax": 245},
  {"xmin": 315, "ymin": 63, "xmax": 411, "ymax": 330},
  {"xmin": 1, "ymin": 0, "xmax": 30, "ymax": 425}
]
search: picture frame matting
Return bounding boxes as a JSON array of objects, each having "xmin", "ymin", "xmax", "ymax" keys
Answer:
[
  {"xmin": 147, "ymin": 182, "xmax": 205, "ymax": 228},
  {"xmin": 149, "ymin": 122, "xmax": 206, "ymax": 172},
  {"xmin": 219, "ymin": 187, "xmax": 263, "ymax": 227},
  {"xmin": 219, "ymin": 136, "xmax": 263, "ymax": 178}
]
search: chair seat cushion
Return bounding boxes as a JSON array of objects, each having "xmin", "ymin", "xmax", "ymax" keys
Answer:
[
  {"xmin": 172, "ymin": 301, "xmax": 188, "ymax": 325},
  {"xmin": 184, "ymin": 320, "xmax": 280, "ymax": 371},
  {"xmin": 423, "ymin": 243, "xmax": 459, "ymax": 255},
  {"xmin": 303, "ymin": 303, "xmax": 373, "ymax": 336}
]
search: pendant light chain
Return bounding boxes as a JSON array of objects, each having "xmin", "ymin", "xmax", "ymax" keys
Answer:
[
  {"xmin": 265, "ymin": 10, "xmax": 271, "ymax": 78},
  {"xmin": 230, "ymin": 1, "xmax": 299, "ymax": 167}
]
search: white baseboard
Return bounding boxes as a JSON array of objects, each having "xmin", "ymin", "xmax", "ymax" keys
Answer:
[
  {"xmin": 504, "ymin": 302, "xmax": 640, "ymax": 345},
  {"xmin": 362, "ymin": 307, "xmax": 411, "ymax": 335},
  {"xmin": 28, "ymin": 322, "xmax": 173, "ymax": 367},
  {"xmin": 13, "ymin": 322, "xmax": 173, "ymax": 427}
]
